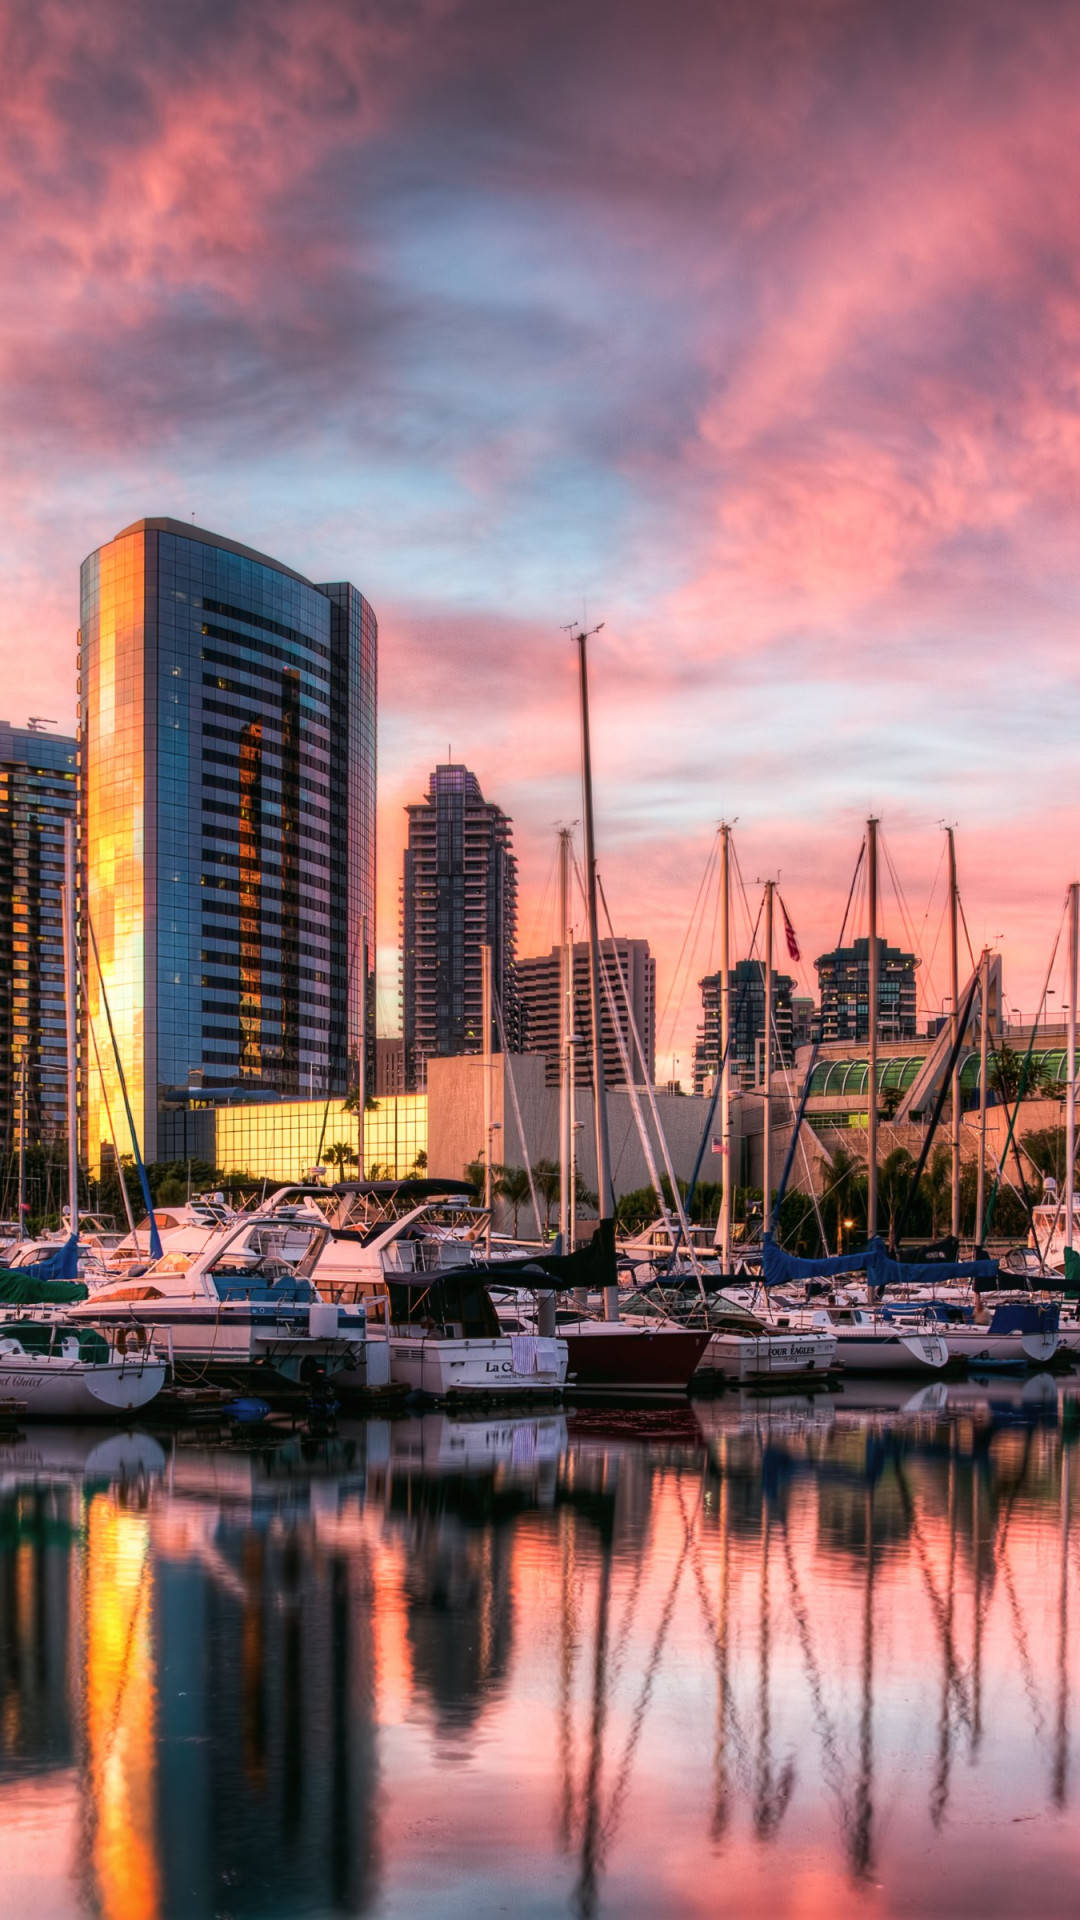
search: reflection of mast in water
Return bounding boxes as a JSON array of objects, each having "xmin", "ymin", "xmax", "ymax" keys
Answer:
[
  {"xmin": 712, "ymin": 1470, "xmax": 732, "ymax": 1841},
  {"xmin": 1053, "ymin": 1447, "xmax": 1070, "ymax": 1808},
  {"xmin": 558, "ymin": 1508, "xmax": 581, "ymax": 1850},
  {"xmin": 752, "ymin": 1503, "xmax": 794, "ymax": 1840},
  {"xmin": 851, "ymin": 1484, "xmax": 875, "ymax": 1882},
  {"xmin": 574, "ymin": 1504, "xmax": 613, "ymax": 1920},
  {"xmin": 931, "ymin": 1442, "xmax": 959, "ymax": 1828}
]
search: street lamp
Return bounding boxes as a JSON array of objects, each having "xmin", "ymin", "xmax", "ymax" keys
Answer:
[{"xmin": 841, "ymin": 1215, "xmax": 855, "ymax": 1256}]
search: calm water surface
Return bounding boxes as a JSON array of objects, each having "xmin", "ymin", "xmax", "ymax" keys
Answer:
[{"xmin": 2, "ymin": 1379, "xmax": 1080, "ymax": 1918}]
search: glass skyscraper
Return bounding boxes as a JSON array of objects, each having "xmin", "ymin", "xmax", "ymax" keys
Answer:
[
  {"xmin": 401, "ymin": 764, "xmax": 518, "ymax": 1091},
  {"xmin": 79, "ymin": 519, "xmax": 376, "ymax": 1170},
  {"xmin": 0, "ymin": 721, "xmax": 77, "ymax": 1159}
]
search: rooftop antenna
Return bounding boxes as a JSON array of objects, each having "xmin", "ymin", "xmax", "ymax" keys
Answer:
[{"xmin": 27, "ymin": 717, "xmax": 57, "ymax": 732}]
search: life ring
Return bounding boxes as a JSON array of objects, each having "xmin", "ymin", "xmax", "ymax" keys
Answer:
[{"xmin": 120, "ymin": 1324, "xmax": 147, "ymax": 1357}]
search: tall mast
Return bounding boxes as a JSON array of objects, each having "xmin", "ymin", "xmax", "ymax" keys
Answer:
[
  {"xmin": 975, "ymin": 947, "xmax": 990, "ymax": 1245},
  {"xmin": 1060, "ymin": 879, "xmax": 1068, "ymax": 1251},
  {"xmin": 577, "ymin": 626, "xmax": 618, "ymax": 1319},
  {"xmin": 558, "ymin": 829, "xmax": 572, "ymax": 1246},
  {"xmin": 17, "ymin": 1052, "xmax": 26, "ymax": 1241},
  {"xmin": 866, "ymin": 818, "xmax": 879, "ymax": 1239},
  {"xmin": 717, "ymin": 823, "xmax": 732, "ymax": 1266},
  {"xmin": 948, "ymin": 827, "xmax": 961, "ymax": 1239},
  {"xmin": 761, "ymin": 879, "xmax": 774, "ymax": 1233},
  {"xmin": 62, "ymin": 817, "xmax": 79, "ymax": 1240},
  {"xmin": 482, "ymin": 940, "xmax": 493, "ymax": 1256},
  {"xmin": 358, "ymin": 912, "xmax": 367, "ymax": 1177}
]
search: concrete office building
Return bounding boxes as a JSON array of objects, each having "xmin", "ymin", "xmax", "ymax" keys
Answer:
[
  {"xmin": 0, "ymin": 721, "xmax": 77, "ymax": 1158},
  {"xmin": 79, "ymin": 518, "xmax": 376, "ymax": 1170},
  {"xmin": 516, "ymin": 938, "xmax": 656, "ymax": 1088},
  {"xmin": 401, "ymin": 765, "xmax": 518, "ymax": 1090}
]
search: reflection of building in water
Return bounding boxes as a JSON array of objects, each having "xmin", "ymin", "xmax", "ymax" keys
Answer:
[
  {"xmin": 402, "ymin": 1511, "xmax": 515, "ymax": 1734},
  {"xmin": 84, "ymin": 1493, "xmax": 159, "ymax": 1920},
  {"xmin": 0, "ymin": 1482, "xmax": 79, "ymax": 1778},
  {"xmin": 152, "ymin": 1513, "xmax": 380, "ymax": 1917}
]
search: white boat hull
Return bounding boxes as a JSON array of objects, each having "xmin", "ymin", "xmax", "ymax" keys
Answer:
[
  {"xmin": 0, "ymin": 1355, "xmax": 165, "ymax": 1418},
  {"xmin": 69, "ymin": 1299, "xmax": 369, "ymax": 1385},
  {"xmin": 942, "ymin": 1329, "xmax": 1059, "ymax": 1368},
  {"xmin": 696, "ymin": 1331, "xmax": 838, "ymax": 1383},
  {"xmin": 388, "ymin": 1334, "xmax": 568, "ymax": 1399},
  {"xmin": 826, "ymin": 1330, "xmax": 949, "ymax": 1374}
]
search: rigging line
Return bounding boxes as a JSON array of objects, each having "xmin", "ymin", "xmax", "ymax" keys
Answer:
[
  {"xmin": 983, "ymin": 894, "xmax": 1067, "ymax": 1238},
  {"xmin": 596, "ymin": 868, "xmax": 701, "ymax": 1276},
  {"xmin": 658, "ymin": 830, "xmax": 719, "ymax": 1058},
  {"xmin": 956, "ymin": 890, "xmax": 978, "ymax": 975},
  {"xmin": 492, "ymin": 985, "xmax": 544, "ymax": 1242},
  {"xmin": 837, "ymin": 839, "xmax": 866, "ymax": 951},
  {"xmin": 79, "ymin": 951, "xmax": 137, "ymax": 1239},
  {"xmin": 880, "ymin": 828, "xmax": 937, "ymax": 1017}
]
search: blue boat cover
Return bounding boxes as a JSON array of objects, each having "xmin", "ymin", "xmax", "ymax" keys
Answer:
[
  {"xmin": 16, "ymin": 1234, "xmax": 81, "ymax": 1281},
  {"xmin": 761, "ymin": 1234, "xmax": 999, "ymax": 1290}
]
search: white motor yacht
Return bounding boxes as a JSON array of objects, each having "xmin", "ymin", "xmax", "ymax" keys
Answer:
[{"xmin": 69, "ymin": 1204, "xmax": 384, "ymax": 1391}]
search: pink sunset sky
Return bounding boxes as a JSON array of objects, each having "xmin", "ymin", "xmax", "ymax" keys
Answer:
[{"xmin": 3, "ymin": 0, "xmax": 1080, "ymax": 1068}]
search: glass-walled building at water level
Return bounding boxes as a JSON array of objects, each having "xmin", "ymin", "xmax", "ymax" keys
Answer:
[
  {"xmin": 79, "ymin": 520, "xmax": 376, "ymax": 1171},
  {"xmin": 0, "ymin": 721, "xmax": 77, "ymax": 1161}
]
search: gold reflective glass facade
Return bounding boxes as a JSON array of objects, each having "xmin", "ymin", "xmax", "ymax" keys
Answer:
[
  {"xmin": 80, "ymin": 521, "xmax": 377, "ymax": 1174},
  {"xmin": 80, "ymin": 529, "xmax": 150, "ymax": 1175},
  {"xmin": 212, "ymin": 1093, "xmax": 427, "ymax": 1182}
]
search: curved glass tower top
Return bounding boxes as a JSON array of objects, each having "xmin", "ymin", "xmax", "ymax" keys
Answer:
[{"xmin": 79, "ymin": 518, "xmax": 376, "ymax": 1170}]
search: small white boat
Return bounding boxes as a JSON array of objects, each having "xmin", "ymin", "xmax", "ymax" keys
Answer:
[
  {"xmin": 767, "ymin": 1305, "xmax": 949, "ymax": 1374},
  {"xmin": 696, "ymin": 1322, "xmax": 838, "ymax": 1384},
  {"xmin": 0, "ymin": 1319, "xmax": 165, "ymax": 1418}
]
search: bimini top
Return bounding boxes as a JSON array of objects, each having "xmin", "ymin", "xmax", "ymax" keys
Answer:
[{"xmin": 111, "ymin": 518, "xmax": 317, "ymax": 590}]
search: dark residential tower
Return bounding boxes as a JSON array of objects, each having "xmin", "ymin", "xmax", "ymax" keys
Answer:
[
  {"xmin": 79, "ymin": 519, "xmax": 376, "ymax": 1170},
  {"xmin": 0, "ymin": 721, "xmax": 77, "ymax": 1159},
  {"xmin": 815, "ymin": 936, "xmax": 918, "ymax": 1043},
  {"xmin": 401, "ymin": 765, "xmax": 518, "ymax": 1090}
]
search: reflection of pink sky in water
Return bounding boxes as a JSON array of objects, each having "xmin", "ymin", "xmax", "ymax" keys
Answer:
[{"xmin": 0, "ymin": 1408, "xmax": 1078, "ymax": 1916}]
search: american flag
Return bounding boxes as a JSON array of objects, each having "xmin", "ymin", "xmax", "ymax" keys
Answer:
[{"xmin": 779, "ymin": 894, "xmax": 800, "ymax": 964}]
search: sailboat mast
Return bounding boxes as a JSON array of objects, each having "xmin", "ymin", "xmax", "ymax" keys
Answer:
[
  {"xmin": 762, "ymin": 879, "xmax": 774, "ymax": 1233},
  {"xmin": 976, "ymin": 947, "xmax": 990, "ymax": 1244},
  {"xmin": 358, "ymin": 911, "xmax": 367, "ymax": 1176},
  {"xmin": 866, "ymin": 819, "xmax": 879, "ymax": 1239},
  {"xmin": 482, "ymin": 940, "xmax": 493, "ymax": 1257},
  {"xmin": 577, "ymin": 627, "xmax": 618, "ymax": 1319},
  {"xmin": 17, "ymin": 1051, "xmax": 26, "ymax": 1241},
  {"xmin": 62, "ymin": 817, "xmax": 78, "ymax": 1240},
  {"xmin": 948, "ymin": 828, "xmax": 961, "ymax": 1240},
  {"xmin": 718, "ymin": 823, "xmax": 732, "ymax": 1267},
  {"xmin": 1060, "ymin": 879, "xmax": 1068, "ymax": 1251},
  {"xmin": 558, "ymin": 828, "xmax": 572, "ymax": 1247}
]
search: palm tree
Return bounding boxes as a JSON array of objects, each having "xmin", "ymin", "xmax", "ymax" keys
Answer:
[
  {"xmin": 464, "ymin": 1157, "xmax": 487, "ymax": 1195},
  {"xmin": 325, "ymin": 1140, "xmax": 358, "ymax": 1176},
  {"xmin": 531, "ymin": 1159, "xmax": 561, "ymax": 1232},
  {"xmin": 877, "ymin": 1147, "xmax": 915, "ymax": 1244},
  {"xmin": 922, "ymin": 1143, "xmax": 951, "ymax": 1238},
  {"xmin": 495, "ymin": 1164, "xmax": 532, "ymax": 1235}
]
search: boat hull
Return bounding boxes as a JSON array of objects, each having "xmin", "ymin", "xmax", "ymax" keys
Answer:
[
  {"xmin": 0, "ymin": 1356, "xmax": 165, "ymax": 1418},
  {"xmin": 68, "ymin": 1300, "xmax": 370, "ymax": 1386},
  {"xmin": 825, "ymin": 1330, "xmax": 949, "ymax": 1374},
  {"xmin": 696, "ymin": 1331, "xmax": 838, "ymax": 1383},
  {"xmin": 941, "ymin": 1329, "xmax": 1059, "ymax": 1368},
  {"xmin": 561, "ymin": 1325, "xmax": 712, "ymax": 1396},
  {"xmin": 387, "ymin": 1334, "xmax": 568, "ymax": 1400}
]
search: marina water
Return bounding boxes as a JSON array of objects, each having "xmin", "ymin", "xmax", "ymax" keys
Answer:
[{"xmin": 2, "ymin": 1382, "xmax": 1079, "ymax": 1918}]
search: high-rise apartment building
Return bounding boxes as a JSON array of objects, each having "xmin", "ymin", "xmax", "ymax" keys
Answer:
[
  {"xmin": 401, "ymin": 765, "xmax": 517, "ymax": 1091},
  {"xmin": 0, "ymin": 721, "xmax": 77, "ymax": 1157},
  {"xmin": 517, "ymin": 938, "xmax": 656, "ymax": 1088},
  {"xmin": 79, "ymin": 519, "xmax": 376, "ymax": 1169},
  {"xmin": 815, "ymin": 936, "xmax": 918, "ymax": 1042},
  {"xmin": 692, "ymin": 959, "xmax": 795, "ymax": 1094}
]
